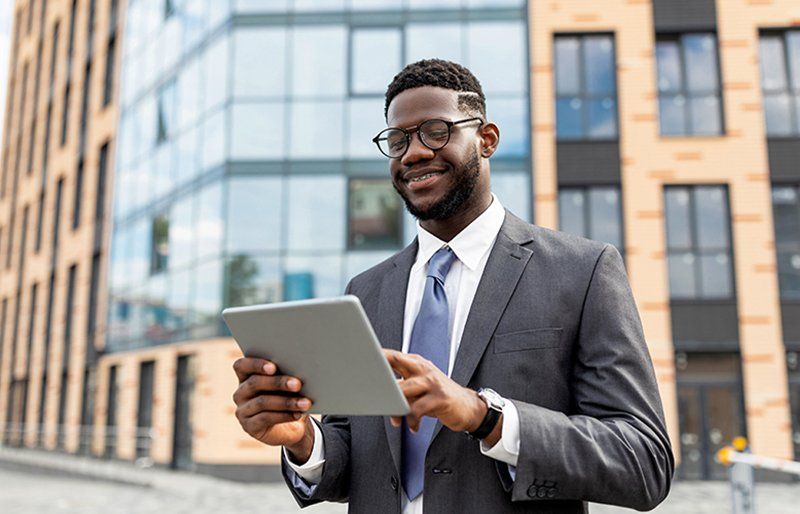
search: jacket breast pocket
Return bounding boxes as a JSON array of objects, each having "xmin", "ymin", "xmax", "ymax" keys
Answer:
[{"xmin": 492, "ymin": 327, "xmax": 563, "ymax": 353}]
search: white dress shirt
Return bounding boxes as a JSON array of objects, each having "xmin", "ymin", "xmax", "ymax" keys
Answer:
[{"xmin": 284, "ymin": 194, "xmax": 521, "ymax": 513}]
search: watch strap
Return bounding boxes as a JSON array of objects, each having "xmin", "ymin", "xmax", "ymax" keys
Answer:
[{"xmin": 468, "ymin": 400, "xmax": 502, "ymax": 440}]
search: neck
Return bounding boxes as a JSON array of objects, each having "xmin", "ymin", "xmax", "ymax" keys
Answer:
[{"xmin": 419, "ymin": 191, "xmax": 493, "ymax": 242}]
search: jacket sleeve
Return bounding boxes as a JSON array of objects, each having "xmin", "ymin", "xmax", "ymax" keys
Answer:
[
  {"xmin": 510, "ymin": 244, "xmax": 674, "ymax": 511},
  {"xmin": 281, "ymin": 282, "xmax": 356, "ymax": 507}
]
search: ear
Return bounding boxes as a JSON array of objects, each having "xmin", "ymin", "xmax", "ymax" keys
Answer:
[{"xmin": 478, "ymin": 122, "xmax": 500, "ymax": 158}]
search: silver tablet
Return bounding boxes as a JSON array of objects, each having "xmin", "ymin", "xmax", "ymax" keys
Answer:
[{"xmin": 222, "ymin": 295, "xmax": 410, "ymax": 416}]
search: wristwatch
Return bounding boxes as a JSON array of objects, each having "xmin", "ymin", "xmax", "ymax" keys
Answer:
[{"xmin": 467, "ymin": 388, "xmax": 505, "ymax": 440}]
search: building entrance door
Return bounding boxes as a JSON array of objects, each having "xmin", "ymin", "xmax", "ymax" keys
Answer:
[
  {"xmin": 171, "ymin": 355, "xmax": 195, "ymax": 471},
  {"xmin": 676, "ymin": 352, "xmax": 746, "ymax": 480}
]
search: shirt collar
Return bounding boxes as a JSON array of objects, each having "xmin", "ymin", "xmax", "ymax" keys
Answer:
[{"xmin": 414, "ymin": 193, "xmax": 506, "ymax": 272}]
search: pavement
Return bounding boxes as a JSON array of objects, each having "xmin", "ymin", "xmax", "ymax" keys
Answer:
[{"xmin": 1, "ymin": 446, "xmax": 799, "ymax": 513}]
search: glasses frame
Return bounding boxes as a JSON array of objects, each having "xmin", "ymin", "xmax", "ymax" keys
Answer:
[{"xmin": 371, "ymin": 117, "xmax": 484, "ymax": 159}]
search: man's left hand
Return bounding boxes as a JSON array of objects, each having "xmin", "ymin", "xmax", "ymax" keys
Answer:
[{"xmin": 384, "ymin": 349, "xmax": 489, "ymax": 435}]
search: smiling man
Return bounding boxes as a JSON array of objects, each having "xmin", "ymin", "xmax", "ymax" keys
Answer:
[{"xmin": 232, "ymin": 59, "xmax": 674, "ymax": 513}]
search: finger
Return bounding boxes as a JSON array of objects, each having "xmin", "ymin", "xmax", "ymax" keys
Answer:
[
  {"xmin": 234, "ymin": 374, "xmax": 303, "ymax": 404},
  {"xmin": 383, "ymin": 350, "xmax": 424, "ymax": 379},
  {"xmin": 233, "ymin": 357, "xmax": 278, "ymax": 383},
  {"xmin": 237, "ymin": 395, "xmax": 313, "ymax": 419},
  {"xmin": 390, "ymin": 416, "xmax": 402, "ymax": 428},
  {"xmin": 398, "ymin": 376, "xmax": 431, "ymax": 399},
  {"xmin": 243, "ymin": 411, "xmax": 302, "ymax": 435},
  {"xmin": 407, "ymin": 397, "xmax": 437, "ymax": 433}
]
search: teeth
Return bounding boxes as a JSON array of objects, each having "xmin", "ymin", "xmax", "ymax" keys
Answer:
[{"xmin": 410, "ymin": 173, "xmax": 436, "ymax": 182}]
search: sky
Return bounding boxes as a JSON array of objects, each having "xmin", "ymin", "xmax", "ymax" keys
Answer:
[{"xmin": 0, "ymin": 0, "xmax": 13, "ymax": 145}]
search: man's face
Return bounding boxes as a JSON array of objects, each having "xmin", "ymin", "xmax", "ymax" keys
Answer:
[{"xmin": 385, "ymin": 86, "xmax": 486, "ymax": 221}]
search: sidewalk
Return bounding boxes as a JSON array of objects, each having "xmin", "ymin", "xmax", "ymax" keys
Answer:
[{"xmin": 1, "ymin": 446, "xmax": 799, "ymax": 513}]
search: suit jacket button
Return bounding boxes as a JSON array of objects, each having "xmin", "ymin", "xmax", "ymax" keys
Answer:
[
  {"xmin": 537, "ymin": 488, "xmax": 548, "ymax": 498},
  {"xmin": 546, "ymin": 488, "xmax": 556, "ymax": 498},
  {"xmin": 390, "ymin": 476, "xmax": 398, "ymax": 491},
  {"xmin": 527, "ymin": 485, "xmax": 538, "ymax": 498}
]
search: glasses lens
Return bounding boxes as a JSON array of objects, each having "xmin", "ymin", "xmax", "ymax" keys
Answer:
[
  {"xmin": 377, "ymin": 128, "xmax": 407, "ymax": 158},
  {"xmin": 420, "ymin": 120, "xmax": 450, "ymax": 149}
]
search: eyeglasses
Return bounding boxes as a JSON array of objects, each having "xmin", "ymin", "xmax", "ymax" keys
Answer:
[{"xmin": 371, "ymin": 117, "xmax": 484, "ymax": 159}]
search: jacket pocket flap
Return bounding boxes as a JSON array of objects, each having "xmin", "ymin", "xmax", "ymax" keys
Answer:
[{"xmin": 492, "ymin": 327, "xmax": 563, "ymax": 353}]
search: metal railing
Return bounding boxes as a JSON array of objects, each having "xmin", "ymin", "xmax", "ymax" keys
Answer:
[{"xmin": 0, "ymin": 423, "xmax": 156, "ymax": 467}]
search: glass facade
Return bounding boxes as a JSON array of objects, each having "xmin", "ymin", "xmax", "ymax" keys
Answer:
[
  {"xmin": 772, "ymin": 185, "xmax": 800, "ymax": 299},
  {"xmin": 107, "ymin": 0, "xmax": 531, "ymax": 352}
]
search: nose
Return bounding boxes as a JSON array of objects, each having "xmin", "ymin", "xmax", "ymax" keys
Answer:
[{"xmin": 400, "ymin": 131, "xmax": 435, "ymax": 167}]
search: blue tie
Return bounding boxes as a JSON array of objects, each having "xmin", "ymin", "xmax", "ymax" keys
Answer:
[{"xmin": 401, "ymin": 246, "xmax": 458, "ymax": 501}]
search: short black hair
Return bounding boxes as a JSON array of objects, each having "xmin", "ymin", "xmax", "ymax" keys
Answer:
[{"xmin": 384, "ymin": 59, "xmax": 486, "ymax": 120}]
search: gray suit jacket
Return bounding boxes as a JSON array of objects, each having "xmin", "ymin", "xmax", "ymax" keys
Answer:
[{"xmin": 283, "ymin": 211, "xmax": 674, "ymax": 513}]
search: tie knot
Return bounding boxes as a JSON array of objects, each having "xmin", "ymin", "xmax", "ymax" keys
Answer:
[{"xmin": 427, "ymin": 247, "xmax": 457, "ymax": 283}]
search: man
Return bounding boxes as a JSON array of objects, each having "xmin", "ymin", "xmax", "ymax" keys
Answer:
[{"xmin": 232, "ymin": 59, "xmax": 674, "ymax": 513}]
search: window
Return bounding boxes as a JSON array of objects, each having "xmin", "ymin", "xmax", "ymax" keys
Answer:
[
  {"xmin": 103, "ymin": 35, "xmax": 116, "ymax": 106},
  {"xmin": 0, "ymin": 298, "xmax": 6, "ymax": 379},
  {"xmin": 52, "ymin": 178, "xmax": 64, "ymax": 262},
  {"xmin": 555, "ymin": 34, "xmax": 618, "ymax": 140},
  {"xmin": 233, "ymin": 27, "xmax": 286, "ymax": 98},
  {"xmin": 86, "ymin": 253, "xmax": 100, "ymax": 349},
  {"xmin": 772, "ymin": 185, "xmax": 800, "ymax": 299},
  {"xmin": 63, "ymin": 264, "xmax": 77, "ymax": 367},
  {"xmin": 35, "ymin": 190, "xmax": 44, "ymax": 252},
  {"xmin": 164, "ymin": 0, "xmax": 176, "ymax": 20},
  {"xmin": 95, "ymin": 142, "xmax": 109, "ymax": 222},
  {"xmin": 656, "ymin": 33, "xmax": 723, "ymax": 136},
  {"xmin": 291, "ymin": 26, "xmax": 347, "ymax": 97},
  {"xmin": 348, "ymin": 179, "xmax": 403, "ymax": 250},
  {"xmin": 759, "ymin": 31, "xmax": 800, "ymax": 136},
  {"xmin": 150, "ymin": 214, "xmax": 169, "ymax": 274},
  {"xmin": 72, "ymin": 159, "xmax": 83, "ymax": 229},
  {"xmin": 226, "ymin": 177, "xmax": 283, "ymax": 253},
  {"xmin": 79, "ymin": 64, "xmax": 92, "ymax": 149},
  {"xmin": 350, "ymin": 28, "xmax": 401, "ymax": 96},
  {"xmin": 156, "ymin": 81, "xmax": 177, "ymax": 146},
  {"xmin": 104, "ymin": 365, "xmax": 118, "ymax": 457},
  {"xmin": 558, "ymin": 186, "xmax": 624, "ymax": 257},
  {"xmin": 664, "ymin": 185, "xmax": 733, "ymax": 299},
  {"xmin": 60, "ymin": 83, "xmax": 70, "ymax": 146},
  {"xmin": 136, "ymin": 361, "xmax": 155, "ymax": 458}
]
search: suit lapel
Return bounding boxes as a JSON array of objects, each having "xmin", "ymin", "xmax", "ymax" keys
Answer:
[
  {"xmin": 376, "ymin": 238, "xmax": 417, "ymax": 480},
  {"xmin": 432, "ymin": 212, "xmax": 534, "ymax": 442}
]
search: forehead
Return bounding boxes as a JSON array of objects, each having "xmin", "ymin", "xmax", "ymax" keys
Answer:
[{"xmin": 386, "ymin": 86, "xmax": 462, "ymax": 128}]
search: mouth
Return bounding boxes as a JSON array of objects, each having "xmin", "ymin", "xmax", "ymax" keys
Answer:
[{"xmin": 401, "ymin": 168, "xmax": 448, "ymax": 190}]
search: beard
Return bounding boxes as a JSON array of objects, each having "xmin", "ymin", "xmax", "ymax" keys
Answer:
[{"xmin": 394, "ymin": 148, "xmax": 481, "ymax": 221}]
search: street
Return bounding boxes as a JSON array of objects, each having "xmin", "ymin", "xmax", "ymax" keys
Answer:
[{"xmin": 1, "ymin": 462, "xmax": 799, "ymax": 514}]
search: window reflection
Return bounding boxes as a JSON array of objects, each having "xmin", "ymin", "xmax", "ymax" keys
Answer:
[
  {"xmin": 290, "ymin": 101, "xmax": 344, "ymax": 158},
  {"xmin": 492, "ymin": 172, "xmax": 531, "ymax": 222},
  {"xmin": 196, "ymin": 181, "xmax": 223, "ymax": 260},
  {"xmin": 406, "ymin": 24, "xmax": 462, "ymax": 65},
  {"xmin": 226, "ymin": 177, "xmax": 283, "ymax": 253},
  {"xmin": 348, "ymin": 98, "xmax": 385, "ymax": 158},
  {"xmin": 558, "ymin": 186, "xmax": 623, "ymax": 257},
  {"xmin": 285, "ymin": 255, "xmax": 344, "ymax": 299},
  {"xmin": 348, "ymin": 179, "xmax": 403, "ymax": 250},
  {"xmin": 230, "ymin": 103, "xmax": 285, "ymax": 159},
  {"xmin": 555, "ymin": 34, "xmax": 618, "ymax": 140},
  {"xmin": 225, "ymin": 255, "xmax": 281, "ymax": 307},
  {"xmin": 233, "ymin": 27, "xmax": 287, "ymax": 97},
  {"xmin": 292, "ymin": 26, "xmax": 347, "ymax": 97},
  {"xmin": 351, "ymin": 29, "xmax": 402, "ymax": 95},
  {"xmin": 467, "ymin": 22, "xmax": 525, "ymax": 95},
  {"xmin": 490, "ymin": 97, "xmax": 528, "ymax": 157},
  {"xmin": 772, "ymin": 185, "xmax": 800, "ymax": 299},
  {"xmin": 656, "ymin": 33, "xmax": 723, "ymax": 137},
  {"xmin": 664, "ymin": 185, "xmax": 733, "ymax": 300},
  {"xmin": 288, "ymin": 176, "xmax": 346, "ymax": 251},
  {"xmin": 758, "ymin": 31, "xmax": 800, "ymax": 136}
]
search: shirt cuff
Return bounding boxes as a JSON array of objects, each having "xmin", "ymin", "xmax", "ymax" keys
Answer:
[
  {"xmin": 283, "ymin": 418, "xmax": 326, "ymax": 484},
  {"xmin": 479, "ymin": 398, "xmax": 520, "ymax": 468}
]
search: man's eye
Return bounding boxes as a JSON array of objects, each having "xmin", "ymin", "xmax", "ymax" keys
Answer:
[
  {"xmin": 389, "ymin": 140, "xmax": 405, "ymax": 151},
  {"xmin": 426, "ymin": 130, "xmax": 448, "ymax": 140}
]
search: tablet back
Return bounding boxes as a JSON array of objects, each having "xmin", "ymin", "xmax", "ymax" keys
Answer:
[{"xmin": 222, "ymin": 295, "xmax": 409, "ymax": 416}]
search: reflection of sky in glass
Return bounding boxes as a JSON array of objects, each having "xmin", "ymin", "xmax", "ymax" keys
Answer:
[
  {"xmin": 468, "ymin": 22, "xmax": 525, "ymax": 95},
  {"xmin": 290, "ymin": 101, "xmax": 345, "ymax": 158},
  {"xmin": 584, "ymin": 36, "xmax": 615, "ymax": 95},
  {"xmin": 288, "ymin": 176, "xmax": 346, "ymax": 251},
  {"xmin": 406, "ymin": 24, "xmax": 462, "ymax": 65},
  {"xmin": 694, "ymin": 187, "xmax": 729, "ymax": 249},
  {"xmin": 665, "ymin": 188, "xmax": 691, "ymax": 249},
  {"xmin": 656, "ymin": 41, "xmax": 682, "ymax": 93},
  {"xmin": 285, "ymin": 255, "xmax": 345, "ymax": 299},
  {"xmin": 233, "ymin": 27, "xmax": 286, "ymax": 97},
  {"xmin": 349, "ymin": 98, "xmax": 385, "ymax": 158},
  {"xmin": 759, "ymin": 36, "xmax": 787, "ymax": 91},
  {"xmin": 787, "ymin": 32, "xmax": 800, "ymax": 89},
  {"xmin": 689, "ymin": 96, "xmax": 721, "ymax": 135},
  {"xmin": 352, "ymin": 29, "xmax": 402, "ymax": 95},
  {"xmin": 492, "ymin": 173, "xmax": 531, "ymax": 222},
  {"xmin": 226, "ymin": 177, "xmax": 284, "ymax": 253},
  {"xmin": 589, "ymin": 188, "xmax": 621, "ymax": 247},
  {"xmin": 292, "ymin": 26, "xmax": 347, "ymax": 97},
  {"xmin": 587, "ymin": 98, "xmax": 617, "ymax": 138},
  {"xmin": 684, "ymin": 34, "xmax": 719, "ymax": 92},
  {"xmin": 490, "ymin": 97, "xmax": 528, "ymax": 157},
  {"xmin": 555, "ymin": 38, "xmax": 580, "ymax": 95},
  {"xmin": 230, "ymin": 103, "xmax": 285, "ymax": 159}
]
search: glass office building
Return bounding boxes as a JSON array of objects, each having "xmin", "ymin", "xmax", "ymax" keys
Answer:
[{"xmin": 107, "ymin": 0, "xmax": 531, "ymax": 352}]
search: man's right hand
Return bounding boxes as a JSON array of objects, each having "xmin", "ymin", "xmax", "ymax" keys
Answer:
[{"xmin": 232, "ymin": 357, "xmax": 315, "ymax": 464}]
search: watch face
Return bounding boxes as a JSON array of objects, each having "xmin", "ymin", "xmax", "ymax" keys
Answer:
[{"xmin": 479, "ymin": 388, "xmax": 505, "ymax": 410}]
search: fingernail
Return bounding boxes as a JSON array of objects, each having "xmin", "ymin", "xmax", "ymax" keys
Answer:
[
  {"xmin": 297, "ymin": 399, "xmax": 311, "ymax": 410},
  {"xmin": 288, "ymin": 379, "xmax": 300, "ymax": 390},
  {"xmin": 293, "ymin": 413, "xmax": 302, "ymax": 420},
  {"xmin": 262, "ymin": 364, "xmax": 275, "ymax": 374}
]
